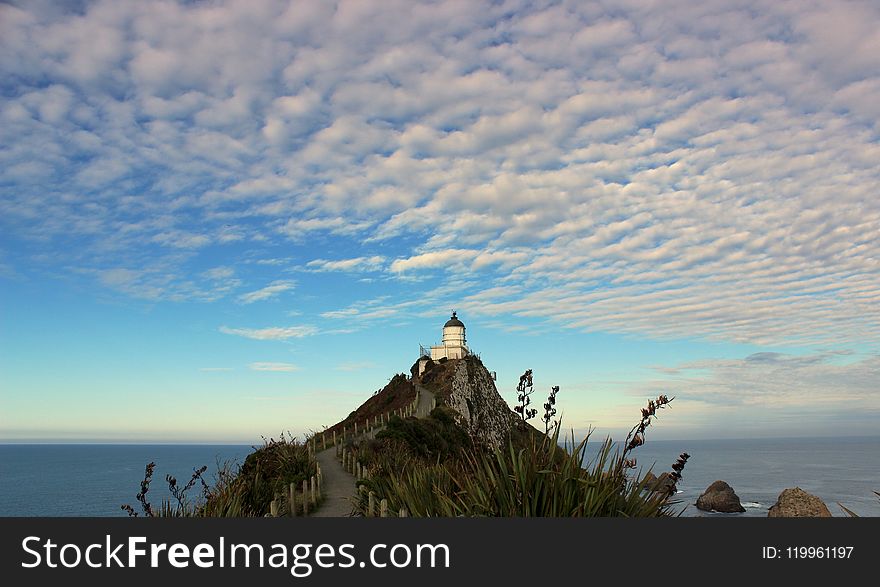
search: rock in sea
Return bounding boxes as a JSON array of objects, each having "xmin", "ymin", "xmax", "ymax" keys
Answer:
[
  {"xmin": 695, "ymin": 480, "xmax": 746, "ymax": 513},
  {"xmin": 642, "ymin": 471, "xmax": 678, "ymax": 494},
  {"xmin": 767, "ymin": 487, "xmax": 832, "ymax": 517}
]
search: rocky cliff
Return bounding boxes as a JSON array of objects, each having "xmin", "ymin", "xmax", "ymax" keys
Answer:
[
  {"xmin": 416, "ymin": 355, "xmax": 530, "ymax": 450},
  {"xmin": 324, "ymin": 354, "xmax": 536, "ymax": 451}
]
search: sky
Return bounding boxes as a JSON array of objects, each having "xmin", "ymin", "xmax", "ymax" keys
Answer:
[{"xmin": 1, "ymin": 0, "xmax": 878, "ymax": 443}]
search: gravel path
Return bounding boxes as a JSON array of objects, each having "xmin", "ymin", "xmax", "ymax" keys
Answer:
[
  {"xmin": 311, "ymin": 385, "xmax": 435, "ymax": 516},
  {"xmin": 311, "ymin": 448, "xmax": 357, "ymax": 517},
  {"xmin": 414, "ymin": 383, "xmax": 435, "ymax": 417}
]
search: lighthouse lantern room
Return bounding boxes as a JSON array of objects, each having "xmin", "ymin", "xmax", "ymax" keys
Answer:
[{"xmin": 429, "ymin": 311, "xmax": 469, "ymax": 361}]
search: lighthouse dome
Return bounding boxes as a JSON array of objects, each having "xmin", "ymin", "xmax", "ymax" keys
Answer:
[{"xmin": 444, "ymin": 312, "xmax": 464, "ymax": 328}]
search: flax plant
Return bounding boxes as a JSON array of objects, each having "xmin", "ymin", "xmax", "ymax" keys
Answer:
[{"xmin": 355, "ymin": 420, "xmax": 682, "ymax": 517}]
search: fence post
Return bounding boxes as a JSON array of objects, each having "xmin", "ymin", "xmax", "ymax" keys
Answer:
[
  {"xmin": 270, "ymin": 499, "xmax": 278, "ymax": 517},
  {"xmin": 310, "ymin": 476, "xmax": 317, "ymax": 507},
  {"xmin": 380, "ymin": 499, "xmax": 388, "ymax": 518},
  {"xmin": 302, "ymin": 480, "xmax": 309, "ymax": 515},
  {"xmin": 322, "ymin": 434, "xmax": 326, "ymax": 450},
  {"xmin": 333, "ymin": 430, "xmax": 337, "ymax": 447},
  {"xmin": 368, "ymin": 491, "xmax": 376, "ymax": 517},
  {"xmin": 398, "ymin": 508, "xmax": 408, "ymax": 517}
]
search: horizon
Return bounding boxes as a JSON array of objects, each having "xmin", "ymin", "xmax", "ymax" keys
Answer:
[
  {"xmin": 3, "ymin": 433, "xmax": 879, "ymax": 446},
  {"xmin": 2, "ymin": 0, "xmax": 879, "ymax": 444}
]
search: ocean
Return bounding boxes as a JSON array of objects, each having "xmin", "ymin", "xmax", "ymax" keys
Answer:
[
  {"xmin": 0, "ymin": 437, "xmax": 878, "ymax": 517},
  {"xmin": 0, "ymin": 444, "xmax": 254, "ymax": 517},
  {"xmin": 613, "ymin": 436, "xmax": 880, "ymax": 517}
]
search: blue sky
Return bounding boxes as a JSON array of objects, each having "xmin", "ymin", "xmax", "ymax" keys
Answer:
[{"xmin": 1, "ymin": 0, "xmax": 878, "ymax": 443}]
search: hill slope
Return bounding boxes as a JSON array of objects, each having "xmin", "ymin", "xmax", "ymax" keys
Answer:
[{"xmin": 326, "ymin": 354, "xmax": 540, "ymax": 450}]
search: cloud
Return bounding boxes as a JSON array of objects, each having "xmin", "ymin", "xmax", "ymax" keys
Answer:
[
  {"xmin": 219, "ymin": 325, "xmax": 317, "ymax": 340},
  {"xmin": 640, "ymin": 351, "xmax": 880, "ymax": 412},
  {"xmin": 321, "ymin": 307, "xmax": 397, "ymax": 320},
  {"xmin": 279, "ymin": 217, "xmax": 374, "ymax": 241},
  {"xmin": 237, "ymin": 280, "xmax": 295, "ymax": 304},
  {"xmin": 306, "ymin": 256, "xmax": 385, "ymax": 272},
  {"xmin": 2, "ymin": 0, "xmax": 879, "ymax": 350},
  {"xmin": 391, "ymin": 249, "xmax": 480, "ymax": 273},
  {"xmin": 202, "ymin": 266, "xmax": 236, "ymax": 280},
  {"xmin": 335, "ymin": 361, "xmax": 376, "ymax": 372},
  {"xmin": 249, "ymin": 362, "xmax": 300, "ymax": 372}
]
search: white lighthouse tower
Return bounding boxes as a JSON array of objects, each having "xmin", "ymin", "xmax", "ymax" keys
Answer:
[{"xmin": 430, "ymin": 311, "xmax": 469, "ymax": 361}]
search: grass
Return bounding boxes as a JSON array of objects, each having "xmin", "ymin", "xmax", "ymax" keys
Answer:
[
  {"xmin": 374, "ymin": 406, "xmax": 472, "ymax": 459},
  {"xmin": 123, "ymin": 433, "xmax": 318, "ymax": 517},
  {"xmin": 349, "ymin": 396, "xmax": 686, "ymax": 517}
]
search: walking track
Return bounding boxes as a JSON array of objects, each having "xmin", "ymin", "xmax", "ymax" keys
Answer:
[
  {"xmin": 311, "ymin": 447, "xmax": 357, "ymax": 517},
  {"xmin": 310, "ymin": 385, "xmax": 435, "ymax": 516}
]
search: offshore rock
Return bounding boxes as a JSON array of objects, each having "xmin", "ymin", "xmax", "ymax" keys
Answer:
[
  {"xmin": 768, "ymin": 487, "xmax": 832, "ymax": 517},
  {"xmin": 642, "ymin": 471, "xmax": 678, "ymax": 495},
  {"xmin": 696, "ymin": 480, "xmax": 746, "ymax": 513}
]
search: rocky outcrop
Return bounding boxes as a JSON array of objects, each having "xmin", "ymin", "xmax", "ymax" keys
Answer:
[
  {"xmin": 768, "ymin": 487, "xmax": 832, "ymax": 517},
  {"xmin": 696, "ymin": 480, "xmax": 746, "ymax": 513},
  {"xmin": 427, "ymin": 356, "xmax": 519, "ymax": 450},
  {"xmin": 643, "ymin": 471, "xmax": 678, "ymax": 495}
]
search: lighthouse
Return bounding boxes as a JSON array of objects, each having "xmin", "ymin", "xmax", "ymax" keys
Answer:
[{"xmin": 429, "ymin": 311, "xmax": 469, "ymax": 361}]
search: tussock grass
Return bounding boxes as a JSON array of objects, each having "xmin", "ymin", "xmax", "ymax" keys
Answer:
[
  {"xmin": 354, "ymin": 425, "xmax": 678, "ymax": 517},
  {"xmin": 123, "ymin": 433, "xmax": 316, "ymax": 517}
]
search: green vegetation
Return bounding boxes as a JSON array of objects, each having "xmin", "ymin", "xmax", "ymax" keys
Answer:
[
  {"xmin": 123, "ymin": 434, "xmax": 317, "ymax": 517},
  {"xmin": 374, "ymin": 406, "xmax": 472, "ymax": 459},
  {"xmin": 349, "ymin": 394, "xmax": 687, "ymax": 517},
  {"xmin": 124, "ymin": 364, "xmax": 689, "ymax": 518}
]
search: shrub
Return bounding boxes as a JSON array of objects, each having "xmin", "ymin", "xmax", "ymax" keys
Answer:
[
  {"xmin": 352, "ymin": 396, "xmax": 685, "ymax": 517},
  {"xmin": 123, "ymin": 433, "xmax": 316, "ymax": 517},
  {"xmin": 375, "ymin": 406, "xmax": 472, "ymax": 460}
]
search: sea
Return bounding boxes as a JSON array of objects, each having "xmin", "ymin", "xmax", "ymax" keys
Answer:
[
  {"xmin": 610, "ymin": 436, "xmax": 880, "ymax": 517},
  {"xmin": 0, "ymin": 444, "xmax": 254, "ymax": 517},
  {"xmin": 0, "ymin": 437, "xmax": 878, "ymax": 517}
]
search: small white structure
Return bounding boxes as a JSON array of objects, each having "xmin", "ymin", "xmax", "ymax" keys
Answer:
[{"xmin": 430, "ymin": 311, "xmax": 469, "ymax": 361}]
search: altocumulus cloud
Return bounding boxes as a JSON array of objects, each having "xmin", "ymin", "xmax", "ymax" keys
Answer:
[
  {"xmin": 220, "ymin": 325, "xmax": 317, "ymax": 340},
  {"xmin": 237, "ymin": 280, "xmax": 296, "ymax": 304},
  {"xmin": 621, "ymin": 351, "xmax": 880, "ymax": 436},
  {"xmin": 306, "ymin": 256, "xmax": 385, "ymax": 272},
  {"xmin": 0, "ymin": 0, "xmax": 878, "ymax": 350}
]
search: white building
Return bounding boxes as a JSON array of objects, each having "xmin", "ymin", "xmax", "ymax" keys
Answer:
[{"xmin": 429, "ymin": 311, "xmax": 469, "ymax": 361}]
